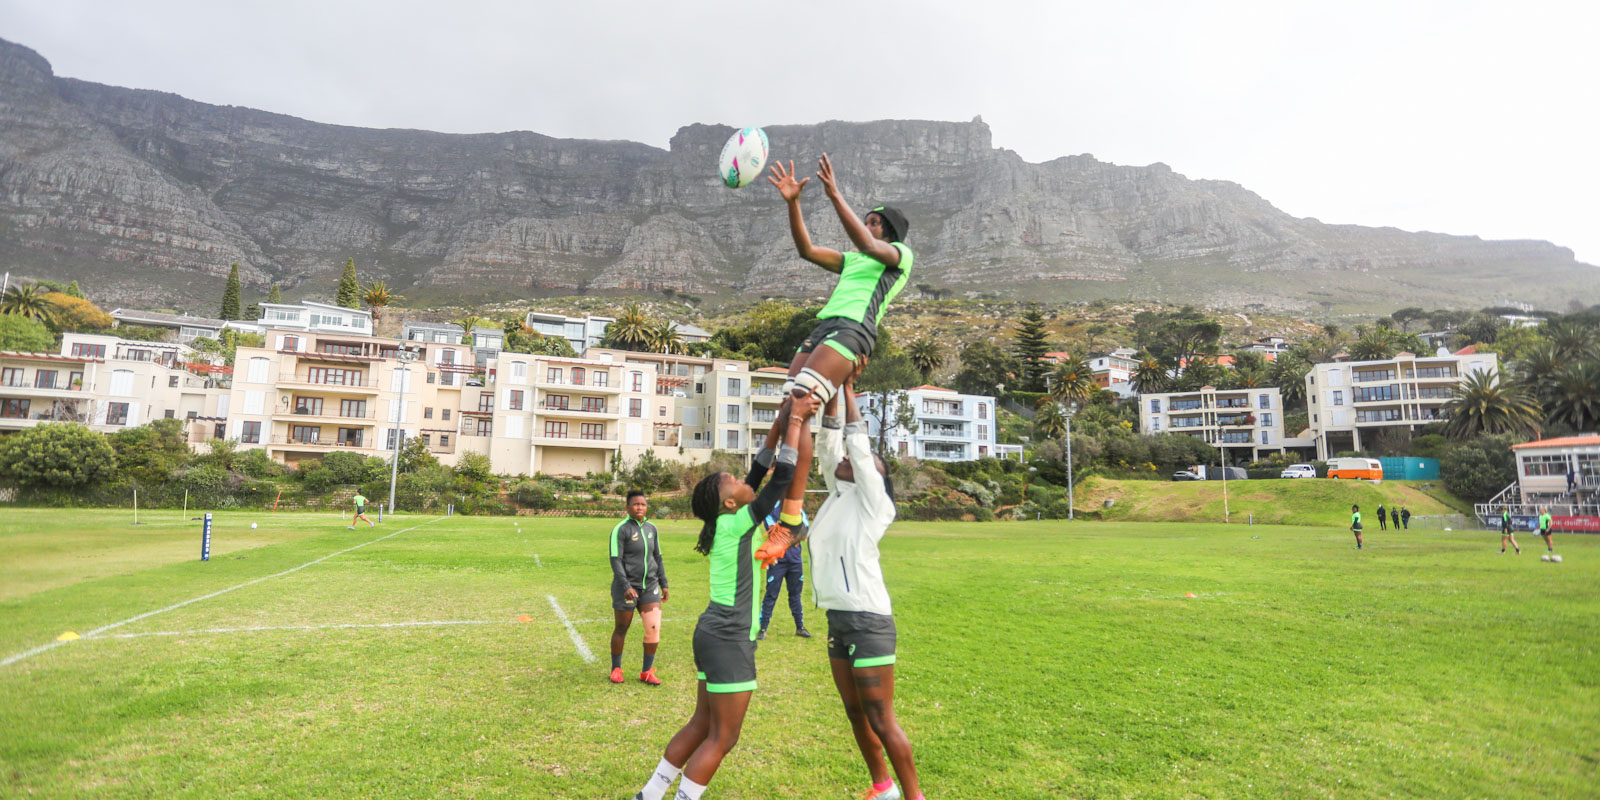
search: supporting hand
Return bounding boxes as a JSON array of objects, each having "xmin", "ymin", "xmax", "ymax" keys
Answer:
[{"xmin": 768, "ymin": 160, "xmax": 810, "ymax": 203}]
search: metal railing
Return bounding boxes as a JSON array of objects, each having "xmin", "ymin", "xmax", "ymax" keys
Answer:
[
  {"xmin": 280, "ymin": 372, "xmax": 373, "ymax": 388},
  {"xmin": 540, "ymin": 403, "xmax": 617, "ymax": 414},
  {"xmin": 277, "ymin": 404, "xmax": 378, "ymax": 419},
  {"xmin": 268, "ymin": 435, "xmax": 367, "ymax": 448},
  {"xmin": 1, "ymin": 379, "xmax": 83, "ymax": 390}
]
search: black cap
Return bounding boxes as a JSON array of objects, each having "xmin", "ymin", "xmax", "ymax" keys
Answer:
[{"xmin": 866, "ymin": 205, "xmax": 909, "ymax": 243}]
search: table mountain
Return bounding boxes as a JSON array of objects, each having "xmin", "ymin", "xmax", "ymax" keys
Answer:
[{"xmin": 1, "ymin": 37, "xmax": 1593, "ymax": 314}]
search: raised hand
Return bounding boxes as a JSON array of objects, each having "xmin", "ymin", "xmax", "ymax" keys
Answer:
[
  {"xmin": 817, "ymin": 153, "xmax": 840, "ymax": 197},
  {"xmin": 767, "ymin": 160, "xmax": 809, "ymax": 203}
]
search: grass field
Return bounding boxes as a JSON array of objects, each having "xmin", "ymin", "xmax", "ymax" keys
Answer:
[
  {"xmin": 1075, "ymin": 477, "xmax": 1470, "ymax": 526},
  {"xmin": 1, "ymin": 509, "xmax": 1595, "ymax": 799}
]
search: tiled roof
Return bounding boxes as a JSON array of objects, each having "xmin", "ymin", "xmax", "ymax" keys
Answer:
[
  {"xmin": 1511, "ymin": 435, "xmax": 1600, "ymax": 450},
  {"xmin": 910, "ymin": 385, "xmax": 955, "ymax": 393}
]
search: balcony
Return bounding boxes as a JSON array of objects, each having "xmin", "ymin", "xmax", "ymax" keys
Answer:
[
  {"xmin": 279, "ymin": 372, "xmax": 379, "ymax": 394},
  {"xmin": 1215, "ymin": 399, "xmax": 1250, "ymax": 409},
  {"xmin": 273, "ymin": 404, "xmax": 379, "ymax": 422},
  {"xmin": 919, "ymin": 405, "xmax": 967, "ymax": 420},
  {"xmin": 0, "ymin": 378, "xmax": 84, "ymax": 393},
  {"xmin": 538, "ymin": 403, "xmax": 617, "ymax": 418},
  {"xmin": 532, "ymin": 433, "xmax": 618, "ymax": 448},
  {"xmin": 750, "ymin": 386, "xmax": 785, "ymax": 404},
  {"xmin": 267, "ymin": 434, "xmax": 368, "ymax": 449},
  {"xmin": 536, "ymin": 375, "xmax": 622, "ymax": 393}
]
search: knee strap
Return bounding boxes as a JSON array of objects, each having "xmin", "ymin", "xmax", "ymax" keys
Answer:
[
  {"xmin": 781, "ymin": 377, "xmax": 797, "ymax": 396},
  {"xmin": 793, "ymin": 367, "xmax": 837, "ymax": 405}
]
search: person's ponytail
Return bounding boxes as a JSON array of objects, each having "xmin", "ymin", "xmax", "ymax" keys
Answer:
[{"xmin": 691, "ymin": 473, "xmax": 723, "ymax": 556}]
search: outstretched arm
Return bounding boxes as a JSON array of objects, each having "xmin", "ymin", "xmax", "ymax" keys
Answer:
[
  {"xmin": 817, "ymin": 153, "xmax": 901, "ymax": 268},
  {"xmin": 770, "ymin": 160, "xmax": 844, "ymax": 273}
]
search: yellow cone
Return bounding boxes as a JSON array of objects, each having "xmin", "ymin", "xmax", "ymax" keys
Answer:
[{"xmin": 55, "ymin": 631, "xmax": 80, "ymax": 641}]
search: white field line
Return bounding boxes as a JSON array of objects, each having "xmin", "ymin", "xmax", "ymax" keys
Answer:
[
  {"xmin": 100, "ymin": 619, "xmax": 508, "ymax": 639},
  {"xmin": 546, "ymin": 595, "xmax": 596, "ymax": 663},
  {"xmin": 534, "ymin": 554, "xmax": 543, "ymax": 568},
  {"xmin": 0, "ymin": 516, "xmax": 444, "ymax": 670}
]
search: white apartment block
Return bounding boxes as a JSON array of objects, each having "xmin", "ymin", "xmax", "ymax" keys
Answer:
[
  {"xmin": 1305, "ymin": 349, "xmax": 1500, "ymax": 460},
  {"xmin": 524, "ymin": 311, "xmax": 614, "ymax": 355},
  {"xmin": 1, "ymin": 333, "xmax": 229, "ymax": 440},
  {"xmin": 259, "ymin": 301, "xmax": 373, "ymax": 337},
  {"xmin": 110, "ymin": 309, "xmax": 262, "ymax": 344},
  {"xmin": 1140, "ymin": 386, "xmax": 1288, "ymax": 463},
  {"xmin": 860, "ymin": 386, "xmax": 999, "ymax": 461}
]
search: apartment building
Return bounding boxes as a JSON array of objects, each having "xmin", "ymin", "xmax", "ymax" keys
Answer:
[
  {"xmin": 524, "ymin": 311, "xmax": 614, "ymax": 355},
  {"xmin": 1, "ymin": 333, "xmax": 229, "ymax": 438},
  {"xmin": 109, "ymin": 309, "xmax": 263, "ymax": 344},
  {"xmin": 258, "ymin": 300, "xmax": 373, "ymax": 336},
  {"xmin": 1305, "ymin": 350, "xmax": 1500, "ymax": 460},
  {"xmin": 1139, "ymin": 386, "xmax": 1288, "ymax": 463},
  {"xmin": 860, "ymin": 386, "xmax": 999, "ymax": 461}
]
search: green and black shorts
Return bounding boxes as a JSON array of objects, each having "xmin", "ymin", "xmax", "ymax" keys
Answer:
[
  {"xmin": 826, "ymin": 609, "xmax": 897, "ymax": 668},
  {"xmin": 693, "ymin": 625, "xmax": 757, "ymax": 693},
  {"xmin": 797, "ymin": 317, "xmax": 877, "ymax": 363}
]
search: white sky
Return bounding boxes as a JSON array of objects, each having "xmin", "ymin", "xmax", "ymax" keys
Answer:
[{"xmin": 4, "ymin": 0, "xmax": 1595, "ymax": 265}]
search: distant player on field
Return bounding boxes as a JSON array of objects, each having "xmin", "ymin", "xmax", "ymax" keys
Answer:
[
  {"xmin": 756, "ymin": 155, "xmax": 913, "ymax": 565},
  {"xmin": 1350, "ymin": 504, "xmax": 1363, "ymax": 550},
  {"xmin": 1538, "ymin": 506, "xmax": 1556, "ymax": 554},
  {"xmin": 609, "ymin": 490, "xmax": 669, "ymax": 686},
  {"xmin": 1500, "ymin": 508, "xmax": 1520, "ymax": 555},
  {"xmin": 810, "ymin": 381, "xmax": 922, "ymax": 800},
  {"xmin": 350, "ymin": 492, "xmax": 373, "ymax": 529}
]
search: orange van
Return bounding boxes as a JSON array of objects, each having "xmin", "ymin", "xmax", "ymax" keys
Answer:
[{"xmin": 1327, "ymin": 457, "xmax": 1383, "ymax": 481}]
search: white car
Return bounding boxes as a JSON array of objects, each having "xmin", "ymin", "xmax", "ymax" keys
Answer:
[{"xmin": 1280, "ymin": 463, "xmax": 1318, "ymax": 479}]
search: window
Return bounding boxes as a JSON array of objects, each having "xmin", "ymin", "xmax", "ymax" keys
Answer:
[
  {"xmin": 1149, "ymin": 417, "xmax": 1161, "ymax": 431},
  {"xmin": 294, "ymin": 396, "xmax": 324, "ymax": 415},
  {"xmin": 659, "ymin": 405, "xmax": 667, "ymax": 417},
  {"xmin": 724, "ymin": 404, "xmax": 740, "ymax": 424},
  {"xmin": 241, "ymin": 421, "xmax": 261, "ymax": 444},
  {"xmin": 69, "ymin": 371, "xmax": 82, "ymax": 389},
  {"xmin": 214, "ymin": 423, "xmax": 227, "ymax": 439},
  {"xmin": 544, "ymin": 421, "xmax": 568, "ymax": 438},
  {"xmin": 1356, "ymin": 408, "xmax": 1404, "ymax": 423},
  {"xmin": 166, "ymin": 375, "xmax": 178, "ymax": 388},
  {"xmin": 581, "ymin": 423, "xmax": 605, "ymax": 440},
  {"xmin": 384, "ymin": 428, "xmax": 401, "ymax": 449},
  {"xmin": 309, "ymin": 367, "xmax": 359, "ymax": 386},
  {"xmin": 70, "ymin": 343, "xmax": 106, "ymax": 359},
  {"xmin": 572, "ymin": 367, "xmax": 586, "ymax": 385},
  {"xmin": 978, "ymin": 425, "xmax": 988, "ymax": 439},
  {"xmin": 1258, "ymin": 394, "xmax": 1271, "ymax": 409},
  {"xmin": 424, "ymin": 407, "xmax": 434, "ymax": 419},
  {"xmin": 726, "ymin": 429, "xmax": 742, "ymax": 450},
  {"xmin": 1, "ymin": 398, "xmax": 30, "ymax": 418},
  {"xmin": 35, "ymin": 370, "xmax": 59, "ymax": 389},
  {"xmin": 292, "ymin": 425, "xmax": 320, "ymax": 444},
  {"xmin": 726, "ymin": 377, "xmax": 742, "ymax": 396},
  {"xmin": 592, "ymin": 371, "xmax": 608, "ymax": 387},
  {"xmin": 1331, "ymin": 390, "xmax": 1344, "ymax": 406},
  {"xmin": 546, "ymin": 394, "xmax": 571, "ymax": 410},
  {"xmin": 283, "ymin": 335, "xmax": 300, "ymax": 351},
  {"xmin": 547, "ymin": 367, "xmax": 564, "ymax": 384},
  {"xmin": 509, "ymin": 389, "xmax": 525, "ymax": 411},
  {"xmin": 1521, "ymin": 454, "xmax": 1567, "ymax": 477},
  {"xmin": 1415, "ymin": 366, "xmax": 1457, "ymax": 379},
  {"xmin": 478, "ymin": 394, "xmax": 494, "ymax": 413},
  {"xmin": 582, "ymin": 397, "xmax": 604, "ymax": 413},
  {"xmin": 512, "ymin": 361, "xmax": 527, "ymax": 381},
  {"xmin": 420, "ymin": 433, "xmax": 431, "ymax": 446},
  {"xmin": 106, "ymin": 402, "xmax": 130, "ymax": 425},
  {"xmin": 340, "ymin": 399, "xmax": 366, "ymax": 418},
  {"xmin": 979, "ymin": 445, "xmax": 989, "ymax": 457},
  {"xmin": 1149, "ymin": 399, "xmax": 1162, "ymax": 413},
  {"xmin": 427, "ymin": 372, "xmax": 436, "ymax": 384},
  {"xmin": 442, "ymin": 409, "xmax": 451, "ymax": 421},
  {"xmin": 1353, "ymin": 385, "xmax": 1398, "ymax": 403},
  {"xmin": 631, "ymin": 371, "xmax": 644, "ymax": 392},
  {"xmin": 978, "ymin": 402, "xmax": 988, "ymax": 419},
  {"xmin": 440, "ymin": 434, "xmax": 450, "ymax": 447},
  {"xmin": 0, "ymin": 367, "xmax": 21, "ymax": 387},
  {"xmin": 186, "ymin": 410, "xmax": 198, "ymax": 420},
  {"xmin": 657, "ymin": 428, "xmax": 668, "ymax": 442},
  {"xmin": 630, "ymin": 398, "xmax": 644, "ymax": 418},
  {"xmin": 1352, "ymin": 367, "xmax": 1396, "ymax": 383},
  {"xmin": 1261, "ymin": 431, "xmax": 1271, "ymax": 445},
  {"xmin": 475, "ymin": 418, "xmax": 492, "ymax": 436},
  {"xmin": 1261, "ymin": 413, "xmax": 1273, "ymax": 427}
]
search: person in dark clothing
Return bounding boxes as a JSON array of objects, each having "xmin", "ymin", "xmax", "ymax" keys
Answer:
[
  {"xmin": 1376, "ymin": 503, "xmax": 1387, "ymax": 530},
  {"xmin": 1391, "ymin": 506, "xmax": 1400, "ymax": 530},
  {"xmin": 609, "ymin": 490, "xmax": 669, "ymax": 686},
  {"xmin": 1400, "ymin": 506, "xmax": 1411, "ymax": 529},
  {"xmin": 1569, "ymin": 467, "xmax": 1579, "ymax": 495},
  {"xmin": 758, "ymin": 538, "xmax": 810, "ymax": 640}
]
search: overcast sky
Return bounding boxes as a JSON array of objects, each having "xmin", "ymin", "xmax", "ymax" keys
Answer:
[{"xmin": 4, "ymin": 0, "xmax": 1596, "ymax": 265}]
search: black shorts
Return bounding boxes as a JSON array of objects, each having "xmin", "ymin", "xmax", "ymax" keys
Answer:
[
  {"xmin": 797, "ymin": 317, "xmax": 876, "ymax": 362},
  {"xmin": 826, "ymin": 610, "xmax": 897, "ymax": 668},
  {"xmin": 693, "ymin": 625, "xmax": 757, "ymax": 693},
  {"xmin": 612, "ymin": 580, "xmax": 661, "ymax": 612}
]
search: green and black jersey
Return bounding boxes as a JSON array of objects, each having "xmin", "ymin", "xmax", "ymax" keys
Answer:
[
  {"xmin": 697, "ymin": 451, "xmax": 796, "ymax": 643},
  {"xmin": 817, "ymin": 242, "xmax": 914, "ymax": 328},
  {"xmin": 609, "ymin": 517, "xmax": 666, "ymax": 591}
]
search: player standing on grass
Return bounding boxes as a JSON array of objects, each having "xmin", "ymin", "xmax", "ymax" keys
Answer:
[
  {"xmin": 1538, "ymin": 506, "xmax": 1556, "ymax": 554},
  {"xmin": 349, "ymin": 492, "xmax": 373, "ymax": 530},
  {"xmin": 756, "ymin": 155, "xmax": 913, "ymax": 565},
  {"xmin": 629, "ymin": 392, "xmax": 821, "ymax": 800},
  {"xmin": 1500, "ymin": 508, "xmax": 1521, "ymax": 554},
  {"xmin": 810, "ymin": 381, "xmax": 923, "ymax": 800},
  {"xmin": 609, "ymin": 490, "xmax": 668, "ymax": 686},
  {"xmin": 1350, "ymin": 504, "xmax": 1363, "ymax": 550}
]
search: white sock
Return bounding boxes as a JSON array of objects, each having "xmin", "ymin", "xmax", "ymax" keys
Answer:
[
  {"xmin": 638, "ymin": 758, "xmax": 681, "ymax": 800},
  {"xmin": 674, "ymin": 775, "xmax": 709, "ymax": 800}
]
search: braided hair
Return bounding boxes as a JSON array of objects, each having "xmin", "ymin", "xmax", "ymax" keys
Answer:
[{"xmin": 691, "ymin": 472, "xmax": 725, "ymax": 556}]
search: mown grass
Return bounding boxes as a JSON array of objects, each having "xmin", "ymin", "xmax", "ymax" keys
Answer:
[
  {"xmin": 1076, "ymin": 476, "xmax": 1465, "ymax": 527},
  {"xmin": 1, "ymin": 509, "xmax": 1594, "ymax": 799}
]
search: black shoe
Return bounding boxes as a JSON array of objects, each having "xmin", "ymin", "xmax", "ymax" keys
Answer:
[
  {"xmin": 757, "ymin": 629, "xmax": 766, "ymax": 641},
  {"xmin": 796, "ymin": 627, "xmax": 812, "ymax": 639}
]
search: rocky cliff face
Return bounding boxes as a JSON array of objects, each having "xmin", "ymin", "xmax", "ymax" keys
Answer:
[{"xmin": 1, "ymin": 37, "xmax": 1593, "ymax": 312}]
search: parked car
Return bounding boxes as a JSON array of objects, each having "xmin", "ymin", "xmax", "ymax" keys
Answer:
[
  {"xmin": 1327, "ymin": 457, "xmax": 1383, "ymax": 481},
  {"xmin": 1280, "ymin": 463, "xmax": 1318, "ymax": 479},
  {"xmin": 1171, "ymin": 470, "xmax": 1204, "ymax": 481},
  {"xmin": 1206, "ymin": 466, "xmax": 1248, "ymax": 481}
]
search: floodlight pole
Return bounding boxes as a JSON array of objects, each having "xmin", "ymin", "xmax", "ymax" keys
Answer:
[
  {"xmin": 1065, "ymin": 401, "xmax": 1079, "ymax": 521},
  {"xmin": 387, "ymin": 348, "xmax": 417, "ymax": 515}
]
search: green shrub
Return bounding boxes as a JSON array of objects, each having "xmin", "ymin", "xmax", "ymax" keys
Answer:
[
  {"xmin": 0, "ymin": 423, "xmax": 117, "ymax": 489},
  {"xmin": 512, "ymin": 481, "xmax": 555, "ymax": 509},
  {"xmin": 237, "ymin": 449, "xmax": 289, "ymax": 479}
]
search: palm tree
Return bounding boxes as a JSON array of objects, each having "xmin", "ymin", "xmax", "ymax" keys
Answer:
[
  {"xmin": 1033, "ymin": 399, "xmax": 1067, "ymax": 440},
  {"xmin": 1546, "ymin": 360, "xmax": 1600, "ymax": 432},
  {"xmin": 907, "ymin": 338, "xmax": 943, "ymax": 383},
  {"xmin": 1272, "ymin": 353, "xmax": 1311, "ymax": 409},
  {"xmin": 1348, "ymin": 330, "xmax": 1398, "ymax": 361},
  {"xmin": 1546, "ymin": 321, "xmax": 1597, "ymax": 360},
  {"xmin": 362, "ymin": 281, "xmax": 401, "ymax": 324},
  {"xmin": 2, "ymin": 283, "xmax": 56, "ymax": 324},
  {"xmin": 1441, "ymin": 370, "xmax": 1542, "ymax": 439},
  {"xmin": 648, "ymin": 320, "xmax": 685, "ymax": 354},
  {"xmin": 604, "ymin": 302, "xmax": 652, "ymax": 351},
  {"xmin": 1130, "ymin": 352, "xmax": 1170, "ymax": 394},
  {"xmin": 1046, "ymin": 353, "xmax": 1098, "ymax": 407},
  {"xmin": 454, "ymin": 314, "xmax": 488, "ymax": 345}
]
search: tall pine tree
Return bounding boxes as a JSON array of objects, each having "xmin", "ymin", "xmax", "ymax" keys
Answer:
[
  {"xmin": 65, "ymin": 280, "xmax": 84, "ymax": 298},
  {"xmin": 220, "ymin": 262, "xmax": 242, "ymax": 320},
  {"xmin": 336, "ymin": 258, "xmax": 360, "ymax": 309},
  {"xmin": 1012, "ymin": 308, "xmax": 1051, "ymax": 392},
  {"xmin": 267, "ymin": 283, "xmax": 282, "ymax": 303}
]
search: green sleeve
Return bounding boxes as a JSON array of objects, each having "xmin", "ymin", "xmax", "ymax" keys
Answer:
[{"xmin": 609, "ymin": 521, "xmax": 624, "ymax": 558}]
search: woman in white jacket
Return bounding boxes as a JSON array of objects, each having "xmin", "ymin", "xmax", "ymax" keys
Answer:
[{"xmin": 809, "ymin": 382, "xmax": 922, "ymax": 800}]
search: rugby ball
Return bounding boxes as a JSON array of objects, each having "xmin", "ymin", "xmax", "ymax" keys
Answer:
[
  {"xmin": 1542, "ymin": 554, "xmax": 1551, "ymax": 561},
  {"xmin": 1552, "ymin": 554, "xmax": 1563, "ymax": 563},
  {"xmin": 718, "ymin": 126, "xmax": 768, "ymax": 188}
]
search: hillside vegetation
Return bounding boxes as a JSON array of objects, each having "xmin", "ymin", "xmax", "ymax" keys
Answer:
[{"xmin": 1074, "ymin": 477, "xmax": 1467, "ymax": 527}]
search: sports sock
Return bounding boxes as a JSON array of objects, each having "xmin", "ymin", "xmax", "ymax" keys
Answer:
[
  {"xmin": 638, "ymin": 757, "xmax": 681, "ymax": 800},
  {"xmin": 611, "ymin": 652, "xmax": 622, "ymax": 670},
  {"xmin": 872, "ymin": 778, "xmax": 895, "ymax": 793},
  {"xmin": 674, "ymin": 775, "xmax": 708, "ymax": 800},
  {"xmin": 642, "ymin": 652, "xmax": 655, "ymax": 671}
]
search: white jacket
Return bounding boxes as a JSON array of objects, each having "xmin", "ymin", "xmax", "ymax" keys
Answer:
[{"xmin": 808, "ymin": 412, "xmax": 897, "ymax": 615}]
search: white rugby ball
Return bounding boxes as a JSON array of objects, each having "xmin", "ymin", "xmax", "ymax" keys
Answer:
[
  {"xmin": 718, "ymin": 126, "xmax": 768, "ymax": 188},
  {"xmin": 1552, "ymin": 554, "xmax": 1563, "ymax": 563},
  {"xmin": 251, "ymin": 522, "xmax": 258, "ymax": 529}
]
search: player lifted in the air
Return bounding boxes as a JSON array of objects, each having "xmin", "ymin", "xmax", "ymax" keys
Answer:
[{"xmin": 755, "ymin": 154, "xmax": 913, "ymax": 564}]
